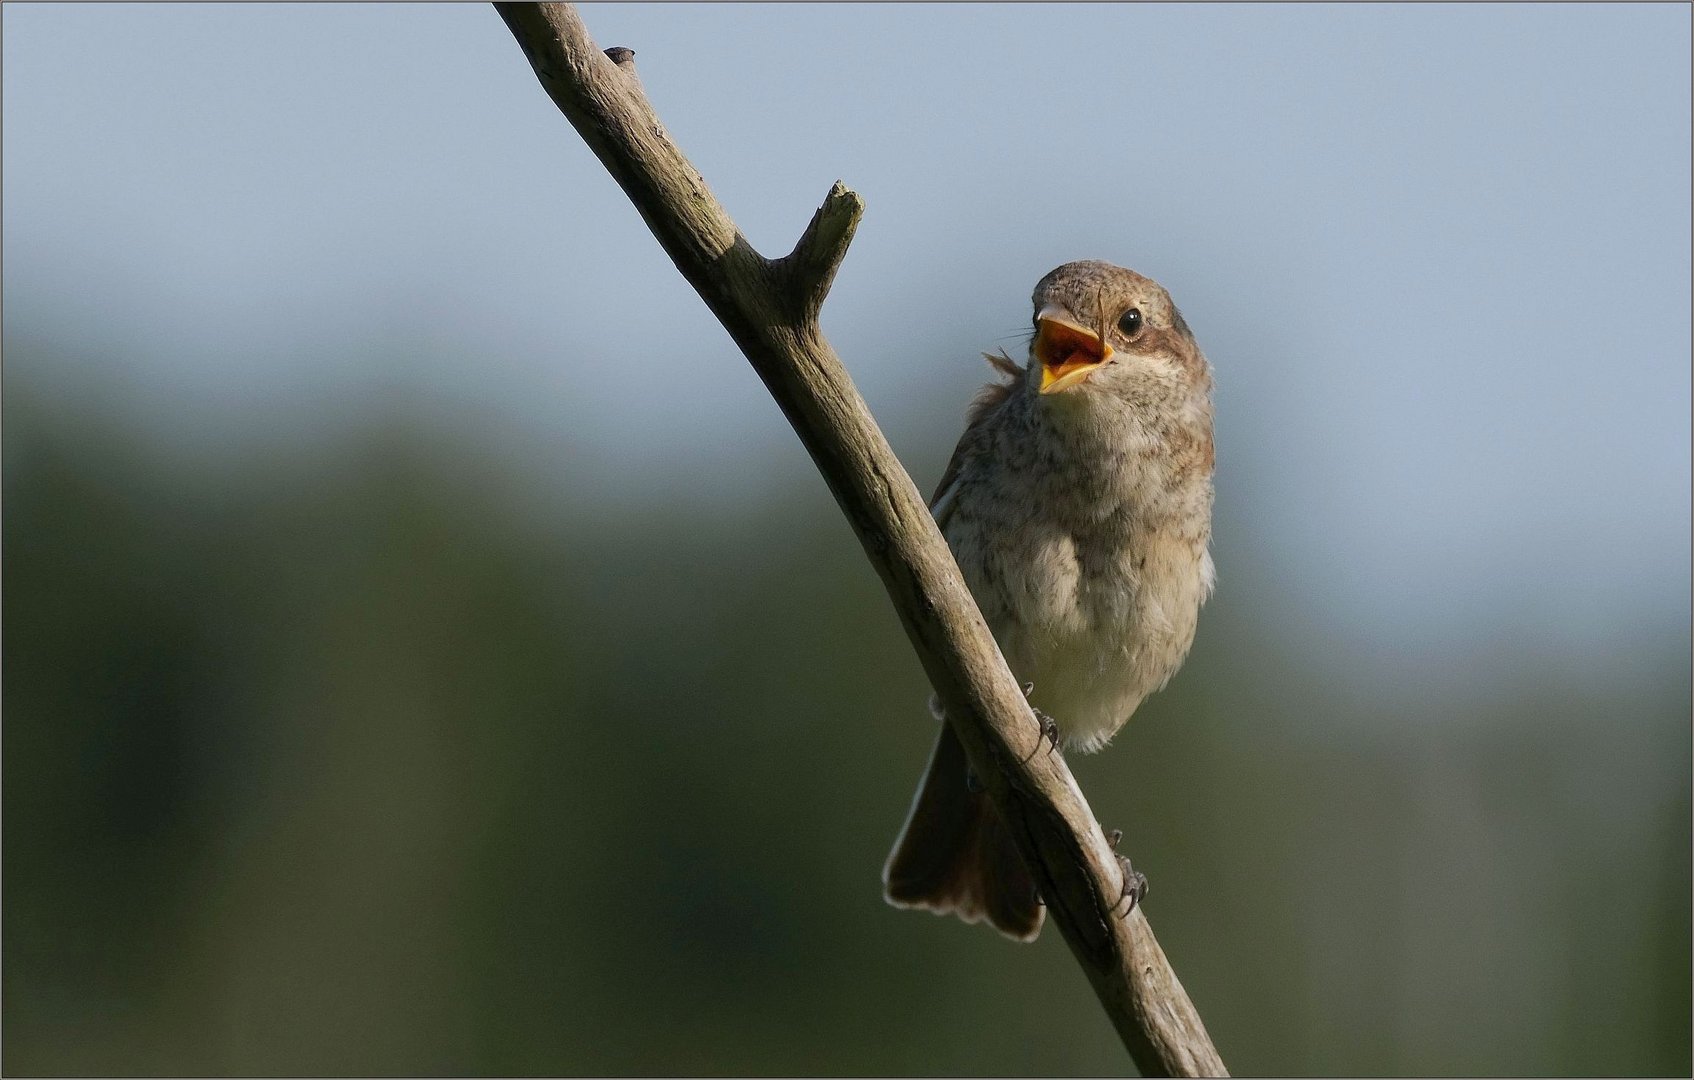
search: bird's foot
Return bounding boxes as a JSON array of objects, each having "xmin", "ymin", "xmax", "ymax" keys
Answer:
[
  {"xmin": 1034, "ymin": 709, "xmax": 1062, "ymax": 756},
  {"xmin": 1104, "ymin": 828, "xmax": 1148, "ymax": 914},
  {"xmin": 1020, "ymin": 683, "xmax": 1062, "ymax": 757},
  {"xmin": 1116, "ymin": 860, "xmax": 1150, "ymax": 915},
  {"xmin": 1113, "ymin": 853, "xmax": 1149, "ymax": 916}
]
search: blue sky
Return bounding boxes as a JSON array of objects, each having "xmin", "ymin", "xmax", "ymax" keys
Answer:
[{"xmin": 5, "ymin": 3, "xmax": 1689, "ymax": 675}]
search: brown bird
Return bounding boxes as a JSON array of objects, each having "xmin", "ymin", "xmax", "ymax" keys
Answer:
[{"xmin": 883, "ymin": 260, "xmax": 1216, "ymax": 941}]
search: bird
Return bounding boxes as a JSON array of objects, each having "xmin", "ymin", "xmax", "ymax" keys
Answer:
[{"xmin": 882, "ymin": 260, "xmax": 1215, "ymax": 942}]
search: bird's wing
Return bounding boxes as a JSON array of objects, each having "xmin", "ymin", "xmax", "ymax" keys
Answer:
[
  {"xmin": 929, "ymin": 352, "xmax": 1023, "ymax": 533},
  {"xmin": 927, "ymin": 440, "xmax": 971, "ymax": 533}
]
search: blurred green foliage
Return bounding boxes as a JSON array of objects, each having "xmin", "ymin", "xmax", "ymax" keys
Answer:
[{"xmin": 3, "ymin": 336, "xmax": 1689, "ymax": 1076}]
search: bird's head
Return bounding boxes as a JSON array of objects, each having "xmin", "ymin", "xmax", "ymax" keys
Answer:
[{"xmin": 1026, "ymin": 260, "xmax": 1205, "ymax": 403}]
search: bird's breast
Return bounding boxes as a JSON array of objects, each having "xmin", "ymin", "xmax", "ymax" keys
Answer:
[{"xmin": 946, "ymin": 484, "xmax": 1211, "ymax": 754}]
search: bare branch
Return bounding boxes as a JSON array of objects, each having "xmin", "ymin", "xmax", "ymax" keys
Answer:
[
  {"xmin": 493, "ymin": 5, "xmax": 1227, "ymax": 1075},
  {"xmin": 778, "ymin": 180, "xmax": 865, "ymax": 320}
]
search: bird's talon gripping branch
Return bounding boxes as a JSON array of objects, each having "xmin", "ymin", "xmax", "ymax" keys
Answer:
[
  {"xmin": 1020, "ymin": 682, "xmax": 1062, "ymax": 755},
  {"xmin": 1115, "ymin": 855, "xmax": 1150, "ymax": 915},
  {"xmin": 1107, "ymin": 827, "xmax": 1123, "ymax": 851},
  {"xmin": 1033, "ymin": 708, "xmax": 1062, "ymax": 756}
]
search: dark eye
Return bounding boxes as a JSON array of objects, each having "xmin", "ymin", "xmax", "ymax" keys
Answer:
[{"xmin": 1116, "ymin": 308, "xmax": 1144, "ymax": 338}]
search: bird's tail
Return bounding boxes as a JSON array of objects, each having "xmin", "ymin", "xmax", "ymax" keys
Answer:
[{"xmin": 882, "ymin": 721, "xmax": 1044, "ymax": 942}]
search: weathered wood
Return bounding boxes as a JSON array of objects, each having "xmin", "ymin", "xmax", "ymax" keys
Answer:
[{"xmin": 493, "ymin": 5, "xmax": 1227, "ymax": 1075}]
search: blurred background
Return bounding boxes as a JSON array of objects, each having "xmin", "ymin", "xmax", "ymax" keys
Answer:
[{"xmin": 4, "ymin": 3, "xmax": 1689, "ymax": 1075}]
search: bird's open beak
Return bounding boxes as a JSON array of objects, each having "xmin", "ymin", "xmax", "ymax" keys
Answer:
[{"xmin": 1035, "ymin": 306, "xmax": 1114, "ymax": 394}]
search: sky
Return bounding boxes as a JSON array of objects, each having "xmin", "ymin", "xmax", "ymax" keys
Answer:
[{"xmin": 4, "ymin": 2, "xmax": 1690, "ymax": 679}]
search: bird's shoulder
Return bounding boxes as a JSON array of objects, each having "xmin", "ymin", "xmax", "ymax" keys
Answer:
[{"xmin": 930, "ymin": 352, "xmax": 1025, "ymax": 529}]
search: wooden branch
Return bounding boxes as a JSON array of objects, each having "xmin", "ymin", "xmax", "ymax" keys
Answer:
[{"xmin": 493, "ymin": 5, "xmax": 1227, "ymax": 1076}]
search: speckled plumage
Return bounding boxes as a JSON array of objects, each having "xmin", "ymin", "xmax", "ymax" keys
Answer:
[
  {"xmin": 938, "ymin": 261, "xmax": 1215, "ymax": 750},
  {"xmin": 884, "ymin": 261, "xmax": 1215, "ymax": 941}
]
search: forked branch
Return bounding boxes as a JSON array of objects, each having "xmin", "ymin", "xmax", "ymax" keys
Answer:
[{"xmin": 493, "ymin": 5, "xmax": 1226, "ymax": 1075}]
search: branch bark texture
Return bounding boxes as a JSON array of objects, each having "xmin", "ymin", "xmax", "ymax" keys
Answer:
[{"xmin": 494, "ymin": 5, "xmax": 1227, "ymax": 1075}]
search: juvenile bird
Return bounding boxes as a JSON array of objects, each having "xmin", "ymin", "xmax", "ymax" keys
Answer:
[{"xmin": 883, "ymin": 260, "xmax": 1215, "ymax": 942}]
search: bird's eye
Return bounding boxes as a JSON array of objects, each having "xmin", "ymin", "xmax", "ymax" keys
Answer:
[{"xmin": 1116, "ymin": 308, "xmax": 1144, "ymax": 338}]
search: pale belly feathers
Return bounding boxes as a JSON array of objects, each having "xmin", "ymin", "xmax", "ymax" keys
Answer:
[{"xmin": 945, "ymin": 506, "xmax": 1211, "ymax": 753}]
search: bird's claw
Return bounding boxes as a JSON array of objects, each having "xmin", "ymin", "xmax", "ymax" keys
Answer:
[
  {"xmin": 1114, "ymin": 855, "xmax": 1149, "ymax": 916},
  {"xmin": 1019, "ymin": 681, "xmax": 1061, "ymax": 756},
  {"xmin": 1034, "ymin": 708, "xmax": 1062, "ymax": 756}
]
